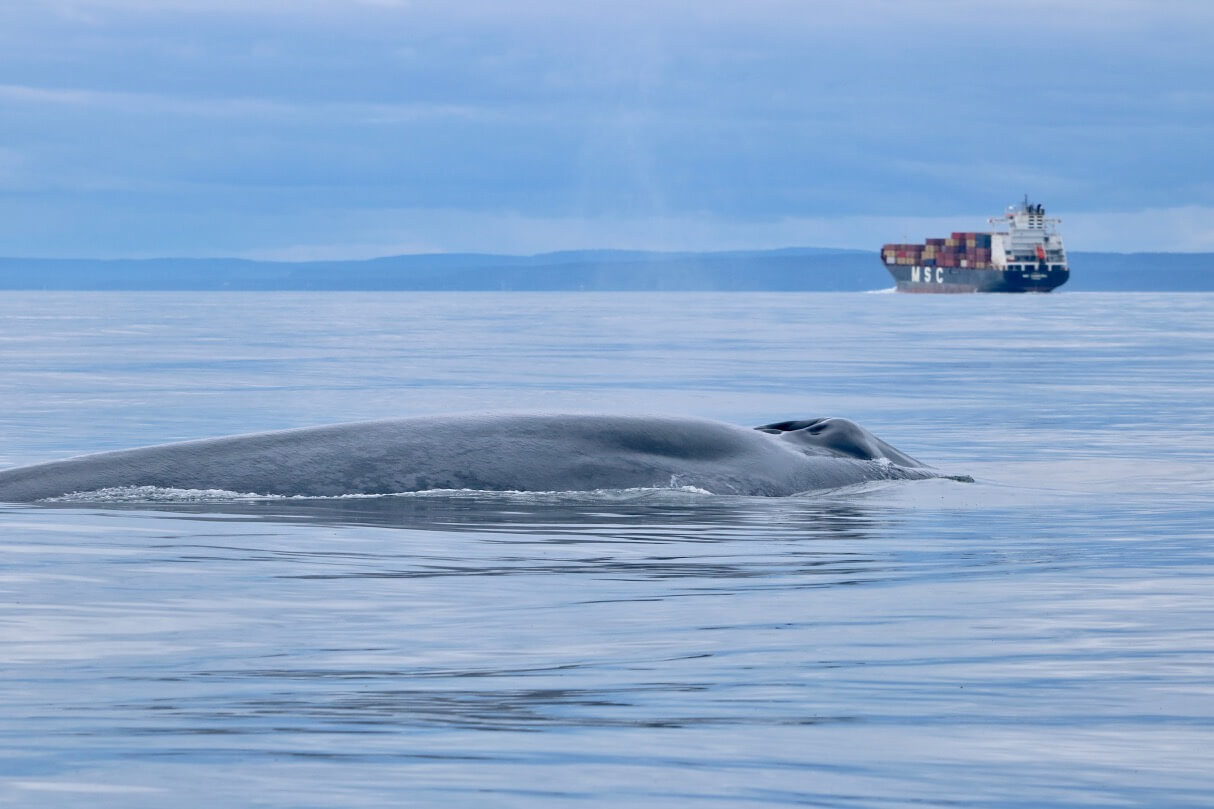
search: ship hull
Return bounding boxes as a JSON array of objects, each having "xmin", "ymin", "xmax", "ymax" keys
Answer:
[{"xmin": 884, "ymin": 263, "xmax": 1069, "ymax": 293}]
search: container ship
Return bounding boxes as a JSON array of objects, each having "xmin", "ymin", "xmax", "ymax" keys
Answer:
[{"xmin": 881, "ymin": 198, "xmax": 1069, "ymax": 293}]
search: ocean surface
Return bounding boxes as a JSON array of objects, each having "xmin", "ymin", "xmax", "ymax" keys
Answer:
[{"xmin": 1, "ymin": 291, "xmax": 1211, "ymax": 808}]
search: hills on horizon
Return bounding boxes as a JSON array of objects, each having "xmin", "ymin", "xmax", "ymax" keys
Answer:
[{"xmin": 0, "ymin": 247, "xmax": 1209, "ymax": 292}]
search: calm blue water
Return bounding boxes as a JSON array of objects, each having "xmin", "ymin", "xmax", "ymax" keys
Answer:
[{"xmin": 1, "ymin": 292, "xmax": 1212, "ymax": 808}]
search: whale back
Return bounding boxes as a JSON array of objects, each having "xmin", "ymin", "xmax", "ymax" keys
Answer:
[{"xmin": 0, "ymin": 413, "xmax": 935, "ymax": 501}]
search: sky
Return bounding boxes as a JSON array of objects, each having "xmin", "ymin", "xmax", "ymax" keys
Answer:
[{"xmin": 1, "ymin": 0, "xmax": 1212, "ymax": 259}]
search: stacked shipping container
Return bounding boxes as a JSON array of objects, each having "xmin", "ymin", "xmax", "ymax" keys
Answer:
[{"xmin": 882, "ymin": 232, "xmax": 995, "ymax": 270}]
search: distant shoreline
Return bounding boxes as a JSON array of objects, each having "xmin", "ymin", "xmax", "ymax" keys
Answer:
[{"xmin": 1, "ymin": 249, "xmax": 1210, "ymax": 292}]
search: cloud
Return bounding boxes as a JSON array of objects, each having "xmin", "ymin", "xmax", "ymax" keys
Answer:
[
  {"xmin": 172, "ymin": 206, "xmax": 1214, "ymax": 259},
  {"xmin": 0, "ymin": 82, "xmax": 495, "ymax": 123},
  {"xmin": 1, "ymin": 0, "xmax": 1212, "ymax": 256},
  {"xmin": 1065, "ymin": 206, "xmax": 1214, "ymax": 253}
]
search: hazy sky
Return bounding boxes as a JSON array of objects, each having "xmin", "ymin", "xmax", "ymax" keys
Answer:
[{"xmin": 2, "ymin": 0, "xmax": 1212, "ymax": 258}]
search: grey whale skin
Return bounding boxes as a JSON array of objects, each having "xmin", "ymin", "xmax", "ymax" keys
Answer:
[{"xmin": 0, "ymin": 414, "xmax": 940, "ymax": 501}]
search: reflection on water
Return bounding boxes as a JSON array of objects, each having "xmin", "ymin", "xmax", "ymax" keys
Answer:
[
  {"xmin": 118, "ymin": 683, "xmax": 862, "ymax": 736},
  {"xmin": 31, "ymin": 488, "xmax": 902, "ymax": 590},
  {"xmin": 52, "ymin": 486, "xmax": 895, "ymax": 535}
]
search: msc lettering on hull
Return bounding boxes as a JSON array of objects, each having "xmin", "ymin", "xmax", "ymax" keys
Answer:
[{"xmin": 910, "ymin": 266, "xmax": 944, "ymax": 283}]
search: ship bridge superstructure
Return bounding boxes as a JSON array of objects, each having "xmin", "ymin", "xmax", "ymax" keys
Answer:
[{"xmin": 990, "ymin": 197, "xmax": 1067, "ymax": 271}]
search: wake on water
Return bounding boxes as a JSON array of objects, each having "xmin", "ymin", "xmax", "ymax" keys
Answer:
[{"xmin": 40, "ymin": 476, "xmax": 971, "ymax": 506}]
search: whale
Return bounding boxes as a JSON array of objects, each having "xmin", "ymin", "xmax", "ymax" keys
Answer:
[{"xmin": 0, "ymin": 413, "xmax": 944, "ymax": 502}]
